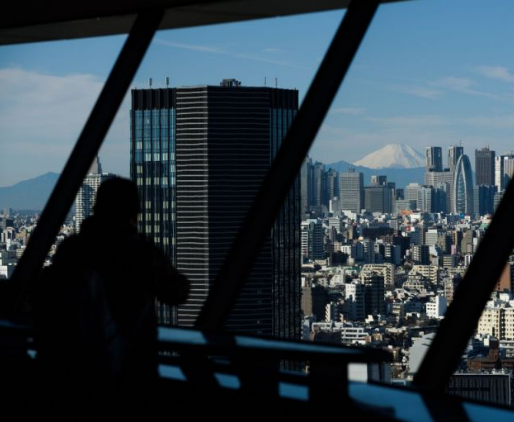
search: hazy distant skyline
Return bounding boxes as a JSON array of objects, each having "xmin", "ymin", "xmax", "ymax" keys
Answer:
[{"xmin": 3, "ymin": 0, "xmax": 514, "ymax": 186}]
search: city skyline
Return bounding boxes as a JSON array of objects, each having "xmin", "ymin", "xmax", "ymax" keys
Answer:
[{"xmin": 4, "ymin": 0, "xmax": 514, "ymax": 186}]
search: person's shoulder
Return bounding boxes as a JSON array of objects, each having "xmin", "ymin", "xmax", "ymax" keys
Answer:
[{"xmin": 52, "ymin": 234, "xmax": 84, "ymax": 264}]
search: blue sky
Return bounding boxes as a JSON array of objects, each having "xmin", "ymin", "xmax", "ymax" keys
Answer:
[{"xmin": 2, "ymin": 0, "xmax": 514, "ymax": 186}]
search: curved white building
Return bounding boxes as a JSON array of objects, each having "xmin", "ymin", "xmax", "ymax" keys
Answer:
[{"xmin": 452, "ymin": 154, "xmax": 474, "ymax": 214}]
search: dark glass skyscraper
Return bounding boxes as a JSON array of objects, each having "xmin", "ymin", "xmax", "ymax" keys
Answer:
[
  {"xmin": 475, "ymin": 147, "xmax": 495, "ymax": 186},
  {"xmin": 130, "ymin": 80, "xmax": 300, "ymax": 339},
  {"xmin": 426, "ymin": 146, "xmax": 443, "ymax": 172},
  {"xmin": 448, "ymin": 145, "xmax": 464, "ymax": 173}
]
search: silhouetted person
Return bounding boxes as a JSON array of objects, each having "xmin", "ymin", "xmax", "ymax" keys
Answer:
[{"xmin": 32, "ymin": 177, "xmax": 189, "ymax": 419}]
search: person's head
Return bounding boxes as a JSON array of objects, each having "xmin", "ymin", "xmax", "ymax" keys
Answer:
[{"xmin": 93, "ymin": 177, "xmax": 140, "ymax": 225}]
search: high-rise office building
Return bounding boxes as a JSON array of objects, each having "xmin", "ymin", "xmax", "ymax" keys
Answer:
[
  {"xmin": 301, "ymin": 220, "xmax": 324, "ymax": 261},
  {"xmin": 74, "ymin": 156, "xmax": 115, "ymax": 232},
  {"xmin": 417, "ymin": 185, "xmax": 433, "ymax": 213},
  {"xmin": 131, "ymin": 80, "xmax": 301, "ymax": 338},
  {"xmin": 371, "ymin": 175, "xmax": 387, "ymax": 186},
  {"xmin": 453, "ymin": 154, "xmax": 474, "ymax": 214},
  {"xmin": 364, "ymin": 186, "xmax": 389, "ymax": 214},
  {"xmin": 475, "ymin": 147, "xmax": 495, "ymax": 186},
  {"xmin": 425, "ymin": 171, "xmax": 453, "ymax": 213},
  {"xmin": 312, "ymin": 161, "xmax": 326, "ymax": 207},
  {"xmin": 474, "ymin": 185, "xmax": 496, "ymax": 216},
  {"xmin": 405, "ymin": 183, "xmax": 433, "ymax": 212},
  {"xmin": 405, "ymin": 183, "xmax": 421, "ymax": 210},
  {"xmin": 412, "ymin": 245, "xmax": 430, "ymax": 265},
  {"xmin": 340, "ymin": 168, "xmax": 363, "ymax": 214},
  {"xmin": 426, "ymin": 146, "xmax": 443, "ymax": 172},
  {"xmin": 300, "ymin": 157, "xmax": 313, "ymax": 216},
  {"xmin": 362, "ymin": 273, "xmax": 386, "ymax": 316},
  {"xmin": 326, "ymin": 168, "xmax": 339, "ymax": 203},
  {"xmin": 432, "ymin": 182, "xmax": 449, "ymax": 213},
  {"xmin": 495, "ymin": 153, "xmax": 514, "ymax": 192},
  {"xmin": 448, "ymin": 145, "xmax": 464, "ymax": 173}
]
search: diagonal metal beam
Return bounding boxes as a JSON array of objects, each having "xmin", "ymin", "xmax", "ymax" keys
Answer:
[
  {"xmin": 414, "ymin": 181, "xmax": 514, "ymax": 391},
  {"xmin": 195, "ymin": 0, "xmax": 380, "ymax": 330},
  {"xmin": 5, "ymin": 10, "xmax": 164, "ymax": 312}
]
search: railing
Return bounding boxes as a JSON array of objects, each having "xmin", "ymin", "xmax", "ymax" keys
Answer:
[{"xmin": 2, "ymin": 319, "xmax": 514, "ymax": 420}]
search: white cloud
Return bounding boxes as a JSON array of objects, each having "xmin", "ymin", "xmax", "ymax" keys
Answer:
[
  {"xmin": 0, "ymin": 67, "xmax": 129, "ymax": 186},
  {"xmin": 153, "ymin": 39, "xmax": 224, "ymax": 54},
  {"xmin": 389, "ymin": 84, "xmax": 443, "ymax": 100},
  {"xmin": 429, "ymin": 76, "xmax": 504, "ymax": 100},
  {"xmin": 154, "ymin": 38, "xmax": 306, "ymax": 69},
  {"xmin": 475, "ymin": 66, "xmax": 514, "ymax": 83}
]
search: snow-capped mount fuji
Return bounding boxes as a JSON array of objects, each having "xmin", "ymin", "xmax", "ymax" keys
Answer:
[{"xmin": 353, "ymin": 144, "xmax": 424, "ymax": 169}]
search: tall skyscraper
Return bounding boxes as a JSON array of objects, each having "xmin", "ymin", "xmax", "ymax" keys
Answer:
[
  {"xmin": 425, "ymin": 172, "xmax": 453, "ymax": 213},
  {"xmin": 130, "ymin": 80, "xmax": 301, "ymax": 338},
  {"xmin": 326, "ymin": 168, "xmax": 339, "ymax": 202},
  {"xmin": 475, "ymin": 147, "xmax": 495, "ymax": 186},
  {"xmin": 364, "ymin": 186, "xmax": 389, "ymax": 213},
  {"xmin": 474, "ymin": 185, "xmax": 496, "ymax": 216},
  {"xmin": 424, "ymin": 148, "xmax": 453, "ymax": 212},
  {"xmin": 426, "ymin": 146, "xmax": 443, "ymax": 172},
  {"xmin": 312, "ymin": 161, "xmax": 326, "ymax": 207},
  {"xmin": 370, "ymin": 175, "xmax": 387, "ymax": 186},
  {"xmin": 405, "ymin": 183, "xmax": 421, "ymax": 210},
  {"xmin": 301, "ymin": 220, "xmax": 324, "ymax": 261},
  {"xmin": 448, "ymin": 145, "xmax": 464, "ymax": 173},
  {"xmin": 365, "ymin": 176, "xmax": 394, "ymax": 214},
  {"xmin": 300, "ymin": 157, "xmax": 313, "ymax": 215},
  {"xmin": 453, "ymin": 154, "xmax": 474, "ymax": 214},
  {"xmin": 495, "ymin": 153, "xmax": 514, "ymax": 192},
  {"xmin": 362, "ymin": 273, "xmax": 386, "ymax": 316},
  {"xmin": 340, "ymin": 168, "xmax": 363, "ymax": 214},
  {"xmin": 74, "ymin": 156, "xmax": 115, "ymax": 232}
]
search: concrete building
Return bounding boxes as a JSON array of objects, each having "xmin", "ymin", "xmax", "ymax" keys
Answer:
[
  {"xmin": 361, "ymin": 263, "xmax": 395, "ymax": 289},
  {"xmin": 410, "ymin": 264, "xmax": 439, "ymax": 285},
  {"xmin": 344, "ymin": 281, "xmax": 365, "ymax": 321},
  {"xmin": 301, "ymin": 219, "xmax": 324, "ymax": 261},
  {"xmin": 425, "ymin": 295, "xmax": 447, "ymax": 319},
  {"xmin": 340, "ymin": 169, "xmax": 364, "ymax": 214},
  {"xmin": 74, "ymin": 156, "xmax": 115, "ymax": 233}
]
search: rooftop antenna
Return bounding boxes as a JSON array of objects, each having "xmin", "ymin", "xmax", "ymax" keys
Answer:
[
  {"xmin": 149, "ymin": 77, "xmax": 153, "ymax": 87},
  {"xmin": 264, "ymin": 76, "xmax": 267, "ymax": 87},
  {"xmin": 275, "ymin": 77, "xmax": 278, "ymax": 88},
  {"xmin": 165, "ymin": 77, "xmax": 169, "ymax": 87}
]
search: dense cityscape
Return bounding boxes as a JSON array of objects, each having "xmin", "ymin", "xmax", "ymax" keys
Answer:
[
  {"xmin": 300, "ymin": 144, "xmax": 514, "ymax": 397},
  {"xmin": 1, "ymin": 80, "xmax": 514, "ymax": 404}
]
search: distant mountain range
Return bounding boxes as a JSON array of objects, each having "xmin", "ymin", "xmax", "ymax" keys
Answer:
[
  {"xmin": 0, "ymin": 172, "xmax": 60, "ymax": 211},
  {"xmin": 2, "ymin": 143, "xmax": 426, "ymax": 211},
  {"xmin": 326, "ymin": 160, "xmax": 424, "ymax": 189},
  {"xmin": 354, "ymin": 144, "xmax": 425, "ymax": 169},
  {"xmin": 326, "ymin": 143, "xmax": 425, "ymax": 189}
]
